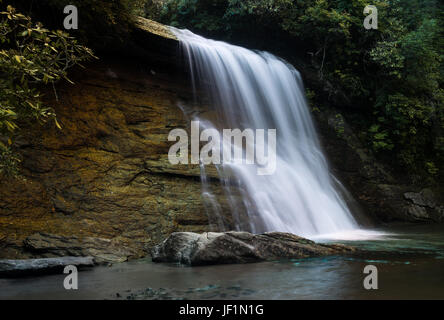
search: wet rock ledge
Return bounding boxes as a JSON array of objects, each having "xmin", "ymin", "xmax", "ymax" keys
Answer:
[
  {"xmin": 0, "ymin": 256, "xmax": 94, "ymax": 277},
  {"xmin": 152, "ymin": 231, "xmax": 357, "ymax": 266}
]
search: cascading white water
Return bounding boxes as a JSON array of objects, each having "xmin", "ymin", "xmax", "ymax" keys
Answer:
[{"xmin": 172, "ymin": 28, "xmax": 380, "ymax": 239}]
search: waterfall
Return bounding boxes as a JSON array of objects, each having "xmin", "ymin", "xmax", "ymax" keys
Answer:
[{"xmin": 171, "ymin": 28, "xmax": 377, "ymax": 239}]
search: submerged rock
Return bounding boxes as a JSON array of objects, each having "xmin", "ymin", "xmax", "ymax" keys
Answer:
[
  {"xmin": 152, "ymin": 231, "xmax": 356, "ymax": 266},
  {"xmin": 0, "ymin": 256, "xmax": 94, "ymax": 277}
]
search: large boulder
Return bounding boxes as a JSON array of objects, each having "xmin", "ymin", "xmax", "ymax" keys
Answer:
[
  {"xmin": 152, "ymin": 231, "xmax": 356, "ymax": 266},
  {"xmin": 0, "ymin": 256, "xmax": 94, "ymax": 277}
]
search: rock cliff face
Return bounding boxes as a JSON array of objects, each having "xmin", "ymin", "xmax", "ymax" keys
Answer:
[
  {"xmin": 0, "ymin": 19, "xmax": 237, "ymax": 260},
  {"xmin": 314, "ymin": 110, "xmax": 443, "ymax": 224}
]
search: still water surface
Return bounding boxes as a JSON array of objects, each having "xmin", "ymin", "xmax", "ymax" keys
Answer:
[{"xmin": 1, "ymin": 224, "xmax": 443, "ymax": 299}]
